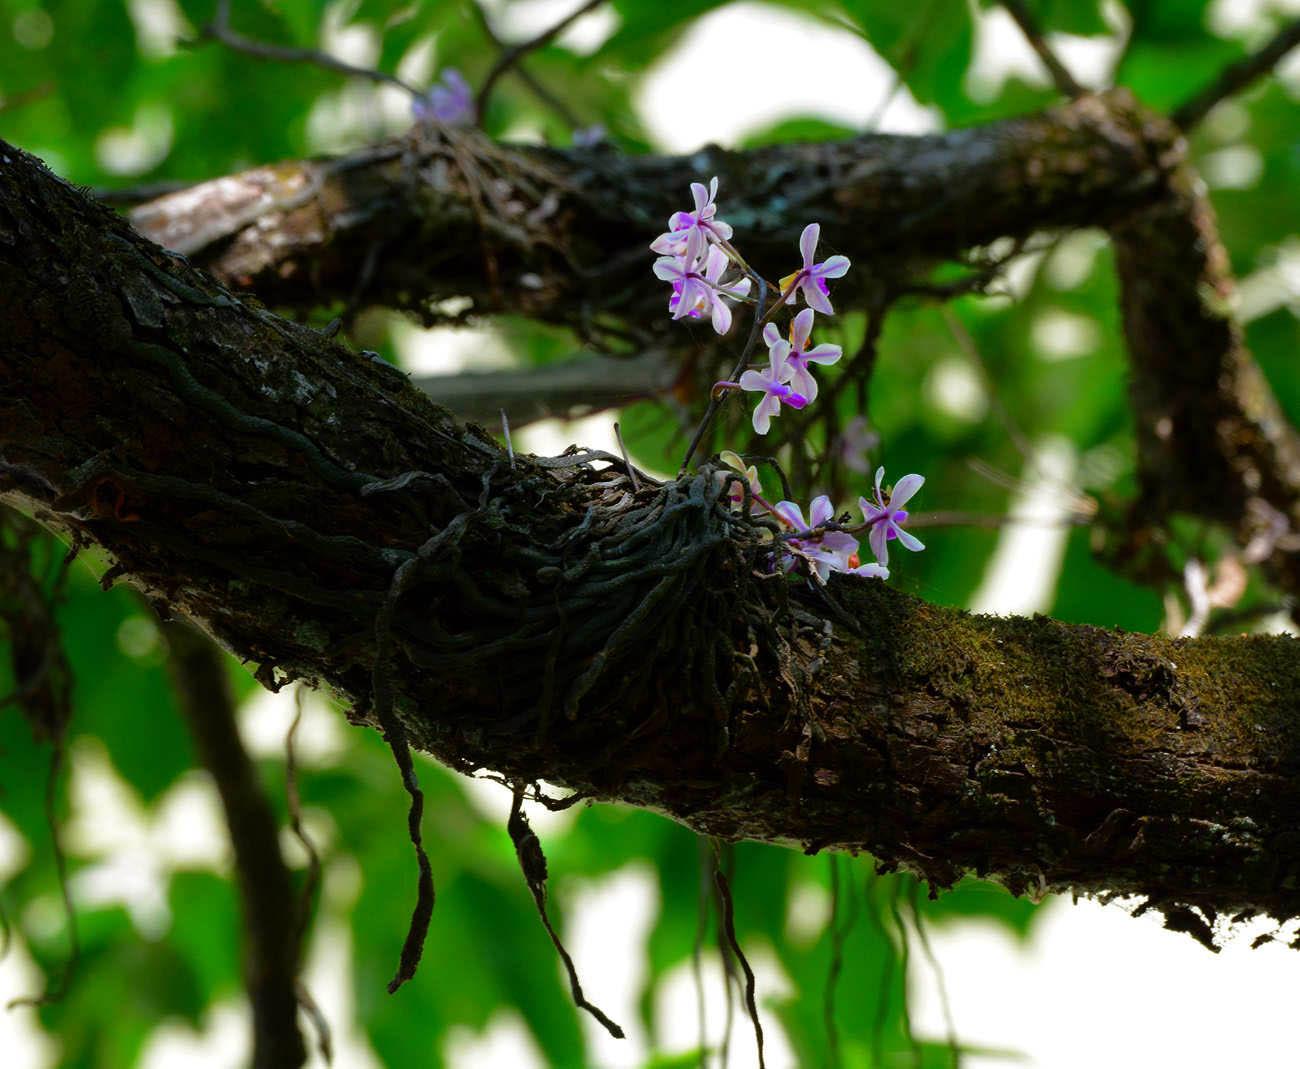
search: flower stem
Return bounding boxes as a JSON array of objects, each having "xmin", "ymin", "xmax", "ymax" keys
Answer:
[{"xmin": 680, "ymin": 276, "xmax": 768, "ymax": 473}]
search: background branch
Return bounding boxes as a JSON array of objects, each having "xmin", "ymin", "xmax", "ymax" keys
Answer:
[
  {"xmin": 414, "ymin": 348, "xmax": 678, "ymax": 428},
  {"xmin": 1001, "ymin": 0, "xmax": 1085, "ymax": 97},
  {"xmin": 1173, "ymin": 18, "xmax": 1300, "ymax": 130},
  {"xmin": 474, "ymin": 0, "xmax": 608, "ymax": 122},
  {"xmin": 163, "ymin": 621, "xmax": 308, "ymax": 1069},
  {"xmin": 196, "ymin": 0, "xmax": 416, "ymax": 95}
]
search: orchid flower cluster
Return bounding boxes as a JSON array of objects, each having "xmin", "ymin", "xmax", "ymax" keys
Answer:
[{"xmin": 651, "ymin": 178, "xmax": 926, "ymax": 586}]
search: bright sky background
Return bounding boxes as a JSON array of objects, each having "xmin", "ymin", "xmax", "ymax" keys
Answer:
[{"xmin": 6, "ymin": 1, "xmax": 1300, "ymax": 1067}]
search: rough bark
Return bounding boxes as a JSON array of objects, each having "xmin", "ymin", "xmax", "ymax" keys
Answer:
[
  {"xmin": 5, "ymin": 143, "xmax": 1300, "ymax": 935},
  {"xmin": 1109, "ymin": 109, "xmax": 1300, "ymax": 601},
  {"xmin": 127, "ymin": 92, "xmax": 1173, "ymax": 331}
]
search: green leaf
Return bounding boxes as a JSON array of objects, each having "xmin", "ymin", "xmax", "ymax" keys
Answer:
[{"xmin": 838, "ymin": 0, "xmax": 974, "ymax": 116}]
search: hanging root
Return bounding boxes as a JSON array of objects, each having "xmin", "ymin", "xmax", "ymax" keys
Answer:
[
  {"xmin": 906, "ymin": 881, "xmax": 961, "ymax": 1068},
  {"xmin": 286, "ymin": 689, "xmax": 332, "ymax": 1063},
  {"xmin": 824, "ymin": 855, "xmax": 860, "ymax": 1069},
  {"xmin": 373, "ymin": 547, "xmax": 444, "ymax": 994},
  {"xmin": 7, "ymin": 741, "xmax": 78, "ymax": 1010},
  {"xmin": 711, "ymin": 839, "xmax": 765, "ymax": 1069},
  {"xmin": 507, "ymin": 782, "xmax": 624, "ymax": 1040}
]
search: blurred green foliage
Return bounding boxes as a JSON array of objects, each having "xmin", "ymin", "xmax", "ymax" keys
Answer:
[{"xmin": 1, "ymin": 0, "xmax": 1297, "ymax": 1065}]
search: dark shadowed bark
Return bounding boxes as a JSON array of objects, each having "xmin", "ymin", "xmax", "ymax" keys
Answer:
[{"xmin": 4, "ymin": 142, "xmax": 1300, "ymax": 940}]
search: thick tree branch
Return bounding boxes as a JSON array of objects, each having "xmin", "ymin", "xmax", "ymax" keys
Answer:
[
  {"xmin": 1106, "ymin": 109, "xmax": 1300, "ymax": 607},
  {"xmin": 4, "ymin": 143, "xmax": 1300, "ymax": 934},
  {"xmin": 163, "ymin": 621, "xmax": 307, "ymax": 1069},
  {"xmin": 126, "ymin": 92, "xmax": 1174, "ymax": 330}
]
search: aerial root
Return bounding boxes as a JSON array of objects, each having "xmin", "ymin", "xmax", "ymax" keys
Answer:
[
  {"xmin": 711, "ymin": 838, "xmax": 766, "ymax": 1069},
  {"xmin": 507, "ymin": 782, "xmax": 624, "ymax": 1040}
]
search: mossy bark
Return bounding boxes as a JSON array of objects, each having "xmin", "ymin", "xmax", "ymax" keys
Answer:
[{"xmin": 4, "ymin": 143, "xmax": 1300, "ymax": 936}]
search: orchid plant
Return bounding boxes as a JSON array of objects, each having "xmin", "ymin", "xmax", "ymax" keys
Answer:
[{"xmin": 651, "ymin": 176, "xmax": 926, "ymax": 585}]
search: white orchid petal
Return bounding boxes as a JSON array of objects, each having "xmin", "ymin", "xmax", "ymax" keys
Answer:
[
  {"xmin": 791, "ymin": 307, "xmax": 815, "ymax": 349},
  {"xmin": 809, "ymin": 495, "xmax": 834, "ymax": 527},
  {"xmin": 896, "ymin": 529, "xmax": 925, "ymax": 553},
  {"xmin": 799, "ymin": 222, "xmax": 820, "ymax": 267},
  {"xmin": 891, "ymin": 473, "xmax": 925, "ymax": 508}
]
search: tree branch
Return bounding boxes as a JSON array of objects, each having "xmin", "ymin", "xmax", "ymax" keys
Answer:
[
  {"xmin": 414, "ymin": 348, "xmax": 678, "ymax": 428},
  {"xmin": 194, "ymin": 0, "xmax": 416, "ymax": 95},
  {"xmin": 1106, "ymin": 106, "xmax": 1300, "ymax": 611},
  {"xmin": 125, "ymin": 92, "xmax": 1175, "ymax": 329},
  {"xmin": 1001, "ymin": 0, "xmax": 1085, "ymax": 98},
  {"xmin": 4, "ymin": 142, "xmax": 1300, "ymax": 935},
  {"xmin": 474, "ymin": 0, "xmax": 608, "ymax": 122},
  {"xmin": 469, "ymin": 0, "xmax": 584, "ymax": 129},
  {"xmin": 163, "ymin": 621, "xmax": 307, "ymax": 1069},
  {"xmin": 1173, "ymin": 18, "xmax": 1300, "ymax": 130}
]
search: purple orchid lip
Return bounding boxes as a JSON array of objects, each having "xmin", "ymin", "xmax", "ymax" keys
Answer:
[{"xmin": 781, "ymin": 390, "xmax": 809, "ymax": 409}]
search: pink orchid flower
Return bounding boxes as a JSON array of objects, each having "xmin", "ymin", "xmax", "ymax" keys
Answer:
[
  {"xmin": 413, "ymin": 68, "xmax": 473, "ymax": 126},
  {"xmin": 773, "ymin": 496, "xmax": 887, "ymax": 582},
  {"xmin": 836, "ymin": 415, "xmax": 879, "ymax": 475},
  {"xmin": 650, "ymin": 176, "xmax": 734, "ymax": 267},
  {"xmin": 859, "ymin": 466, "xmax": 925, "ymax": 566},
  {"xmin": 780, "ymin": 223, "xmax": 851, "ymax": 314},
  {"xmin": 761, "ymin": 307, "xmax": 842, "ymax": 401},
  {"xmin": 656, "ymin": 246, "xmax": 750, "ymax": 334},
  {"xmin": 652, "ymin": 254, "xmax": 711, "ymax": 322},
  {"xmin": 738, "ymin": 346, "xmax": 807, "ymax": 435}
]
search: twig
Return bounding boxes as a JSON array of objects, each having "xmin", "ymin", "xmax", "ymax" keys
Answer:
[
  {"xmin": 163, "ymin": 621, "xmax": 307, "ymax": 1069},
  {"xmin": 94, "ymin": 179, "xmax": 196, "ymax": 208},
  {"xmin": 0, "ymin": 81, "xmax": 54, "ymax": 116},
  {"xmin": 1001, "ymin": 0, "xmax": 1084, "ymax": 98},
  {"xmin": 906, "ymin": 509, "xmax": 1090, "ymax": 530},
  {"xmin": 474, "ymin": 0, "xmax": 608, "ymax": 123},
  {"xmin": 942, "ymin": 307, "xmax": 1037, "ymax": 466},
  {"xmin": 1173, "ymin": 18, "xmax": 1300, "ymax": 130},
  {"xmin": 507, "ymin": 783, "xmax": 624, "ymax": 1039},
  {"xmin": 196, "ymin": 0, "xmax": 417, "ymax": 95},
  {"xmin": 294, "ymin": 981, "xmax": 333, "ymax": 1066},
  {"xmin": 501, "ymin": 409, "xmax": 515, "ymax": 468},
  {"xmin": 469, "ymin": 1, "xmax": 584, "ymax": 129},
  {"xmin": 613, "ymin": 422, "xmax": 640, "ymax": 492},
  {"xmin": 681, "ymin": 277, "xmax": 768, "ymax": 472},
  {"xmin": 711, "ymin": 839, "xmax": 765, "ymax": 1069}
]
